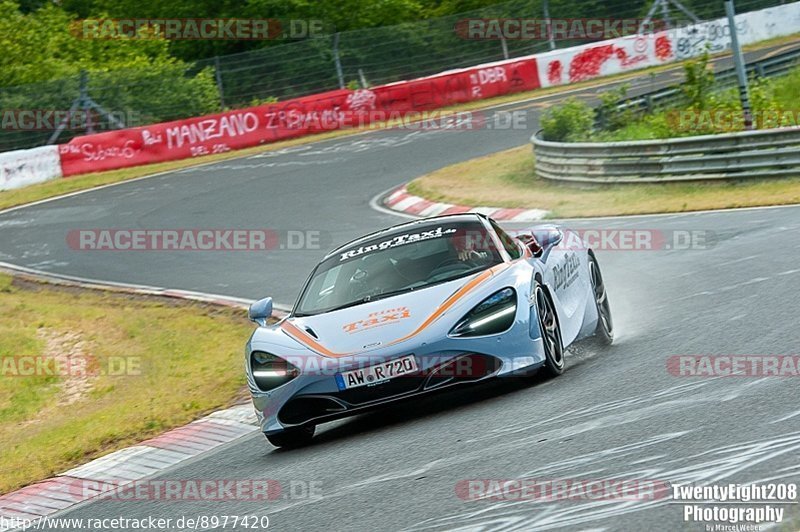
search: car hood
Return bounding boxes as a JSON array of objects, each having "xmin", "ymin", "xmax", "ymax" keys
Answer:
[{"xmin": 282, "ymin": 274, "xmax": 485, "ymax": 357}]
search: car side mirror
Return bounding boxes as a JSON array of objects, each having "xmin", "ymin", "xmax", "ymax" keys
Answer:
[
  {"xmin": 538, "ymin": 228, "xmax": 563, "ymax": 248},
  {"xmin": 249, "ymin": 297, "xmax": 273, "ymax": 327}
]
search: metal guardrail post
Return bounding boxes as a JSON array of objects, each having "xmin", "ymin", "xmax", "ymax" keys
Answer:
[
  {"xmin": 726, "ymin": 0, "xmax": 753, "ymax": 130},
  {"xmin": 47, "ymin": 70, "xmax": 126, "ymax": 145},
  {"xmin": 542, "ymin": 0, "xmax": 556, "ymax": 51},
  {"xmin": 214, "ymin": 56, "xmax": 226, "ymax": 110},
  {"xmin": 332, "ymin": 33, "xmax": 345, "ymax": 90}
]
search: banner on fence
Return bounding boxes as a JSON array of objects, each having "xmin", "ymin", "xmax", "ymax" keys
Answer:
[
  {"xmin": 55, "ymin": 1, "xmax": 800, "ymax": 176},
  {"xmin": 536, "ymin": 1, "xmax": 800, "ymax": 88},
  {"xmin": 0, "ymin": 145, "xmax": 62, "ymax": 191},
  {"xmin": 58, "ymin": 57, "xmax": 540, "ymax": 176}
]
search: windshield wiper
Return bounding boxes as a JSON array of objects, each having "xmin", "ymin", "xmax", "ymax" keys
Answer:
[
  {"xmin": 364, "ymin": 286, "xmax": 416, "ymax": 302},
  {"xmin": 297, "ymin": 287, "xmax": 416, "ymax": 317},
  {"xmin": 295, "ymin": 299, "xmax": 365, "ymax": 316}
]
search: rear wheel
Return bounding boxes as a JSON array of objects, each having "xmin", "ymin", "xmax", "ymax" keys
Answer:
[
  {"xmin": 535, "ymin": 282, "xmax": 565, "ymax": 377},
  {"xmin": 266, "ymin": 425, "xmax": 315, "ymax": 449},
  {"xmin": 588, "ymin": 254, "xmax": 613, "ymax": 346}
]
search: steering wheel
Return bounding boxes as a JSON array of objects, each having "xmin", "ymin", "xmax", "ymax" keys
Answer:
[
  {"xmin": 348, "ymin": 269, "xmax": 373, "ymax": 300},
  {"xmin": 429, "ymin": 257, "xmax": 475, "ymax": 278}
]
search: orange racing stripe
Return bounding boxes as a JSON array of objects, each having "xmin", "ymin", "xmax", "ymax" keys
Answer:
[{"xmin": 279, "ymin": 262, "xmax": 510, "ymax": 357}]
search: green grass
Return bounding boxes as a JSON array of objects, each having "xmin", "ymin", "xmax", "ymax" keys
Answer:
[
  {"xmin": 408, "ymin": 145, "xmax": 800, "ymax": 218},
  {"xmin": 0, "ymin": 275, "xmax": 254, "ymax": 494}
]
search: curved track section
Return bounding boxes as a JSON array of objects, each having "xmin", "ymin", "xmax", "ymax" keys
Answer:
[
  {"xmin": 3, "ymin": 43, "xmax": 800, "ymax": 531},
  {"xmin": 1, "ymin": 43, "xmax": 795, "ymax": 304}
]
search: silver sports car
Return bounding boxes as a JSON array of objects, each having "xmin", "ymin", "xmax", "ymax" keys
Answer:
[{"xmin": 246, "ymin": 213, "xmax": 613, "ymax": 448}]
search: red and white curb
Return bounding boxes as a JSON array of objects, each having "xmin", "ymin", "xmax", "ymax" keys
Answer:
[
  {"xmin": 383, "ymin": 185, "xmax": 548, "ymax": 221},
  {"xmin": 0, "ymin": 405, "xmax": 260, "ymax": 530},
  {"xmin": 0, "ymin": 265, "xmax": 278, "ymax": 531}
]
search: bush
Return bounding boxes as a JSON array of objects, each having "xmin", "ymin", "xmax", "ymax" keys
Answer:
[
  {"xmin": 681, "ymin": 50, "xmax": 715, "ymax": 111},
  {"xmin": 590, "ymin": 54, "xmax": 798, "ymax": 141},
  {"xmin": 86, "ymin": 63, "xmax": 221, "ymax": 124},
  {"xmin": 0, "ymin": 1, "xmax": 221, "ymax": 136},
  {"xmin": 595, "ymin": 113, "xmax": 674, "ymax": 141},
  {"xmin": 596, "ymin": 83, "xmax": 633, "ymax": 131},
  {"xmin": 540, "ymin": 97, "xmax": 595, "ymax": 142}
]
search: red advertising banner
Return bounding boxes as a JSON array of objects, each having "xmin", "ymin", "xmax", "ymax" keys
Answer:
[{"xmin": 59, "ymin": 57, "xmax": 540, "ymax": 176}]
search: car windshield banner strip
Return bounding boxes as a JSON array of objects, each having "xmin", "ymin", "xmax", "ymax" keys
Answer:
[{"xmin": 338, "ymin": 226, "xmax": 457, "ymax": 262}]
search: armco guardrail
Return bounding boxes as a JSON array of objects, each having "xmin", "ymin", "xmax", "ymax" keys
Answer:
[
  {"xmin": 531, "ymin": 127, "xmax": 800, "ymax": 183},
  {"xmin": 598, "ymin": 47, "xmax": 800, "ymax": 125}
]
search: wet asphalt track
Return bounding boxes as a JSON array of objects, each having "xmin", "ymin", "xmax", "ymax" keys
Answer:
[{"xmin": 2, "ymin": 42, "xmax": 800, "ymax": 530}]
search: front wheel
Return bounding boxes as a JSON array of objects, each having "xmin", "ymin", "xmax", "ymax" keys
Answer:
[
  {"xmin": 535, "ymin": 282, "xmax": 565, "ymax": 377},
  {"xmin": 588, "ymin": 253, "xmax": 613, "ymax": 346},
  {"xmin": 266, "ymin": 425, "xmax": 315, "ymax": 449}
]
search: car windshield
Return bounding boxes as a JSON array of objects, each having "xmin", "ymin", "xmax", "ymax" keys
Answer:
[{"xmin": 294, "ymin": 220, "xmax": 504, "ymax": 316}]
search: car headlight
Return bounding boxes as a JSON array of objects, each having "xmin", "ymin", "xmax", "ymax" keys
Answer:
[
  {"xmin": 449, "ymin": 288, "xmax": 517, "ymax": 337},
  {"xmin": 250, "ymin": 351, "xmax": 300, "ymax": 391}
]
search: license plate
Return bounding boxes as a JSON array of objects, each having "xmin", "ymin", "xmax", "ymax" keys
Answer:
[{"xmin": 336, "ymin": 355, "xmax": 418, "ymax": 390}]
